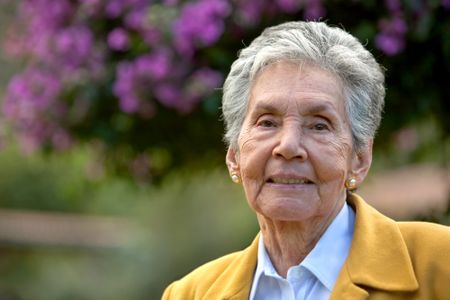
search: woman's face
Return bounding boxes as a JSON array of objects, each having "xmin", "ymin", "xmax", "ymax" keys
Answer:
[{"xmin": 227, "ymin": 61, "xmax": 371, "ymax": 222}]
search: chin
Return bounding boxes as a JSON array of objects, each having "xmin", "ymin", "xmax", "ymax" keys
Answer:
[{"xmin": 256, "ymin": 199, "xmax": 317, "ymax": 222}]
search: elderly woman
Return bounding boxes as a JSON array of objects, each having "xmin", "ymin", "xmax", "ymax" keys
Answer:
[{"xmin": 162, "ymin": 21, "xmax": 450, "ymax": 299}]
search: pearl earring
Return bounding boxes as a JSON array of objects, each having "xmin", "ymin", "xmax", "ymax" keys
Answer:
[
  {"xmin": 231, "ymin": 172, "xmax": 241, "ymax": 184},
  {"xmin": 345, "ymin": 177, "xmax": 357, "ymax": 190}
]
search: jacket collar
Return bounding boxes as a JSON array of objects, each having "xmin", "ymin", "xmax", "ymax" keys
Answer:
[
  {"xmin": 331, "ymin": 193, "xmax": 419, "ymax": 299},
  {"xmin": 203, "ymin": 234, "xmax": 259, "ymax": 299},
  {"xmin": 204, "ymin": 193, "xmax": 419, "ymax": 299}
]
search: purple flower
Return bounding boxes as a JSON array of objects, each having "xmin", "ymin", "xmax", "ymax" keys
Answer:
[
  {"xmin": 384, "ymin": 0, "xmax": 402, "ymax": 13},
  {"xmin": 173, "ymin": 0, "xmax": 231, "ymax": 56},
  {"xmin": 52, "ymin": 25, "xmax": 94, "ymax": 70},
  {"xmin": 3, "ymin": 68, "xmax": 61, "ymax": 121},
  {"xmin": 234, "ymin": 0, "xmax": 265, "ymax": 26},
  {"xmin": 375, "ymin": 33, "xmax": 405, "ymax": 55},
  {"xmin": 141, "ymin": 27, "xmax": 162, "ymax": 46},
  {"xmin": 391, "ymin": 17, "xmax": 407, "ymax": 34},
  {"xmin": 105, "ymin": 0, "xmax": 125, "ymax": 18},
  {"xmin": 163, "ymin": 0, "xmax": 179, "ymax": 6},
  {"xmin": 376, "ymin": 16, "xmax": 407, "ymax": 55},
  {"xmin": 180, "ymin": 68, "xmax": 223, "ymax": 112},
  {"xmin": 188, "ymin": 68, "xmax": 223, "ymax": 96},
  {"xmin": 113, "ymin": 50, "xmax": 174, "ymax": 114},
  {"xmin": 17, "ymin": 121, "xmax": 68, "ymax": 154},
  {"xmin": 124, "ymin": 7, "xmax": 161, "ymax": 46},
  {"xmin": 379, "ymin": 17, "xmax": 407, "ymax": 35},
  {"xmin": 124, "ymin": 9, "xmax": 146, "ymax": 30},
  {"xmin": 106, "ymin": 0, "xmax": 149, "ymax": 18},
  {"xmin": 113, "ymin": 61, "xmax": 140, "ymax": 113},
  {"xmin": 13, "ymin": 1, "xmax": 102, "ymax": 77},
  {"xmin": 304, "ymin": 0, "xmax": 326, "ymax": 21},
  {"xmin": 119, "ymin": 96, "xmax": 141, "ymax": 113},
  {"xmin": 79, "ymin": 0, "xmax": 104, "ymax": 17},
  {"xmin": 155, "ymin": 83, "xmax": 181, "ymax": 108},
  {"xmin": 3, "ymin": 67, "xmax": 68, "ymax": 153},
  {"xmin": 153, "ymin": 67, "xmax": 223, "ymax": 113},
  {"xmin": 276, "ymin": 0, "xmax": 300, "ymax": 13},
  {"xmin": 137, "ymin": 50, "xmax": 173, "ymax": 80},
  {"xmin": 442, "ymin": 0, "xmax": 450, "ymax": 9},
  {"xmin": 107, "ymin": 27, "xmax": 130, "ymax": 51},
  {"xmin": 127, "ymin": 0, "xmax": 149, "ymax": 7},
  {"xmin": 112, "ymin": 62, "xmax": 147, "ymax": 115},
  {"xmin": 21, "ymin": 0, "xmax": 74, "ymax": 32},
  {"xmin": 80, "ymin": 0, "xmax": 103, "ymax": 6},
  {"xmin": 14, "ymin": 0, "xmax": 75, "ymax": 61}
]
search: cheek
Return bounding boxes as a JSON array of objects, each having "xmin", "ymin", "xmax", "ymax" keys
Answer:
[
  {"xmin": 237, "ymin": 135, "xmax": 272, "ymax": 199},
  {"xmin": 311, "ymin": 138, "xmax": 352, "ymax": 183},
  {"xmin": 239, "ymin": 140, "xmax": 266, "ymax": 181},
  {"xmin": 238, "ymin": 130, "xmax": 271, "ymax": 177}
]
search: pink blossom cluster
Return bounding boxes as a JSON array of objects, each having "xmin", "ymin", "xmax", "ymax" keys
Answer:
[
  {"xmin": 374, "ymin": 0, "xmax": 450, "ymax": 55},
  {"xmin": 3, "ymin": 0, "xmax": 328, "ymax": 154},
  {"xmin": 375, "ymin": 0, "xmax": 408, "ymax": 56},
  {"xmin": 173, "ymin": 0, "xmax": 231, "ymax": 56}
]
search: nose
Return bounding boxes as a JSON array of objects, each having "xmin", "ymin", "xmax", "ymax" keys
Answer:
[{"xmin": 272, "ymin": 124, "xmax": 308, "ymax": 161}]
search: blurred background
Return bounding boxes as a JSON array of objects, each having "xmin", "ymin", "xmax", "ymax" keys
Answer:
[{"xmin": 0, "ymin": 0, "xmax": 448, "ymax": 299}]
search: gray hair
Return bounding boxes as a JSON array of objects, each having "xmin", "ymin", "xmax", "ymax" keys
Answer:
[{"xmin": 222, "ymin": 21, "xmax": 385, "ymax": 152}]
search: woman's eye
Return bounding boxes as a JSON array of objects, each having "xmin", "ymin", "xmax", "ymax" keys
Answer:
[
  {"xmin": 313, "ymin": 123, "xmax": 329, "ymax": 131},
  {"xmin": 258, "ymin": 119, "xmax": 276, "ymax": 127}
]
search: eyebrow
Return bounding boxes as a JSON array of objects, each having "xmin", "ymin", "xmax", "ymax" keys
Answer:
[
  {"xmin": 303, "ymin": 102, "xmax": 337, "ymax": 115},
  {"xmin": 251, "ymin": 99, "xmax": 338, "ymax": 116},
  {"xmin": 251, "ymin": 102, "xmax": 282, "ymax": 114}
]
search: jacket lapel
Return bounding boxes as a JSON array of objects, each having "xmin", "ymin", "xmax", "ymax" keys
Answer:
[
  {"xmin": 331, "ymin": 194, "xmax": 419, "ymax": 298},
  {"xmin": 331, "ymin": 266, "xmax": 369, "ymax": 300},
  {"xmin": 203, "ymin": 234, "xmax": 259, "ymax": 300}
]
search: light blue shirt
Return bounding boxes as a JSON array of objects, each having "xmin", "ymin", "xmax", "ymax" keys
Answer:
[{"xmin": 249, "ymin": 203, "xmax": 355, "ymax": 300}]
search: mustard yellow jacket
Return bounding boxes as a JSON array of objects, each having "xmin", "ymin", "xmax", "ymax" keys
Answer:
[{"xmin": 162, "ymin": 194, "xmax": 450, "ymax": 299}]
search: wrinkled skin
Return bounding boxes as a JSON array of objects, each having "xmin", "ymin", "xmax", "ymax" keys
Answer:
[{"xmin": 226, "ymin": 61, "xmax": 372, "ymax": 276}]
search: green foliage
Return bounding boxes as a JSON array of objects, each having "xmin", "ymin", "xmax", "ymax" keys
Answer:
[
  {"xmin": 0, "ymin": 147, "xmax": 257, "ymax": 298},
  {"xmin": 0, "ymin": 147, "xmax": 91, "ymax": 212}
]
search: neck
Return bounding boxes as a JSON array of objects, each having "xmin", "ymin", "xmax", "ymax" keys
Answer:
[{"xmin": 258, "ymin": 202, "xmax": 344, "ymax": 277}]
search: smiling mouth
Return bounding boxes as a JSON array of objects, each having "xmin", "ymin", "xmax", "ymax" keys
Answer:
[{"xmin": 267, "ymin": 177, "xmax": 314, "ymax": 184}]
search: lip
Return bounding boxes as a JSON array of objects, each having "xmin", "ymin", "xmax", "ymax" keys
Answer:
[{"xmin": 266, "ymin": 173, "xmax": 315, "ymax": 185}]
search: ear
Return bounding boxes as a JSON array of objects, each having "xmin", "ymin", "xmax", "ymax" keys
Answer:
[
  {"xmin": 226, "ymin": 147, "xmax": 240, "ymax": 174},
  {"xmin": 351, "ymin": 139, "xmax": 373, "ymax": 187}
]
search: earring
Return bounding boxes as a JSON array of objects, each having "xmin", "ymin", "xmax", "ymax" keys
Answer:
[
  {"xmin": 231, "ymin": 172, "xmax": 241, "ymax": 184},
  {"xmin": 345, "ymin": 177, "xmax": 357, "ymax": 190}
]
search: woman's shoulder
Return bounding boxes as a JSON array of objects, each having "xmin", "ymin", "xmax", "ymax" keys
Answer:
[
  {"xmin": 181, "ymin": 250, "xmax": 247, "ymax": 283},
  {"xmin": 397, "ymin": 221, "xmax": 450, "ymax": 246},
  {"xmin": 397, "ymin": 221, "xmax": 450, "ymax": 278},
  {"xmin": 162, "ymin": 236, "xmax": 259, "ymax": 299},
  {"xmin": 162, "ymin": 251, "xmax": 244, "ymax": 299}
]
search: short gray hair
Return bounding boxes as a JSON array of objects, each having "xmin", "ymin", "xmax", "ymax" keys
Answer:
[{"xmin": 222, "ymin": 21, "xmax": 385, "ymax": 152}]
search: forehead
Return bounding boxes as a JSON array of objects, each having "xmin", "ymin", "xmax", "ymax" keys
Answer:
[{"xmin": 248, "ymin": 61, "xmax": 346, "ymax": 115}]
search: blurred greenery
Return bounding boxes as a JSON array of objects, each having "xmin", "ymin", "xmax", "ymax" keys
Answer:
[
  {"xmin": 0, "ymin": 145, "xmax": 258, "ymax": 299},
  {"xmin": 0, "ymin": 147, "xmax": 90, "ymax": 213}
]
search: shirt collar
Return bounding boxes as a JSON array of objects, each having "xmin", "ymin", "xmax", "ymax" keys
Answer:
[
  {"xmin": 301, "ymin": 202, "xmax": 355, "ymax": 290},
  {"xmin": 252, "ymin": 203, "xmax": 355, "ymax": 291}
]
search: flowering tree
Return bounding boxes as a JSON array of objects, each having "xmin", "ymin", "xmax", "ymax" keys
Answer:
[{"xmin": 3, "ymin": 0, "xmax": 450, "ymax": 179}]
